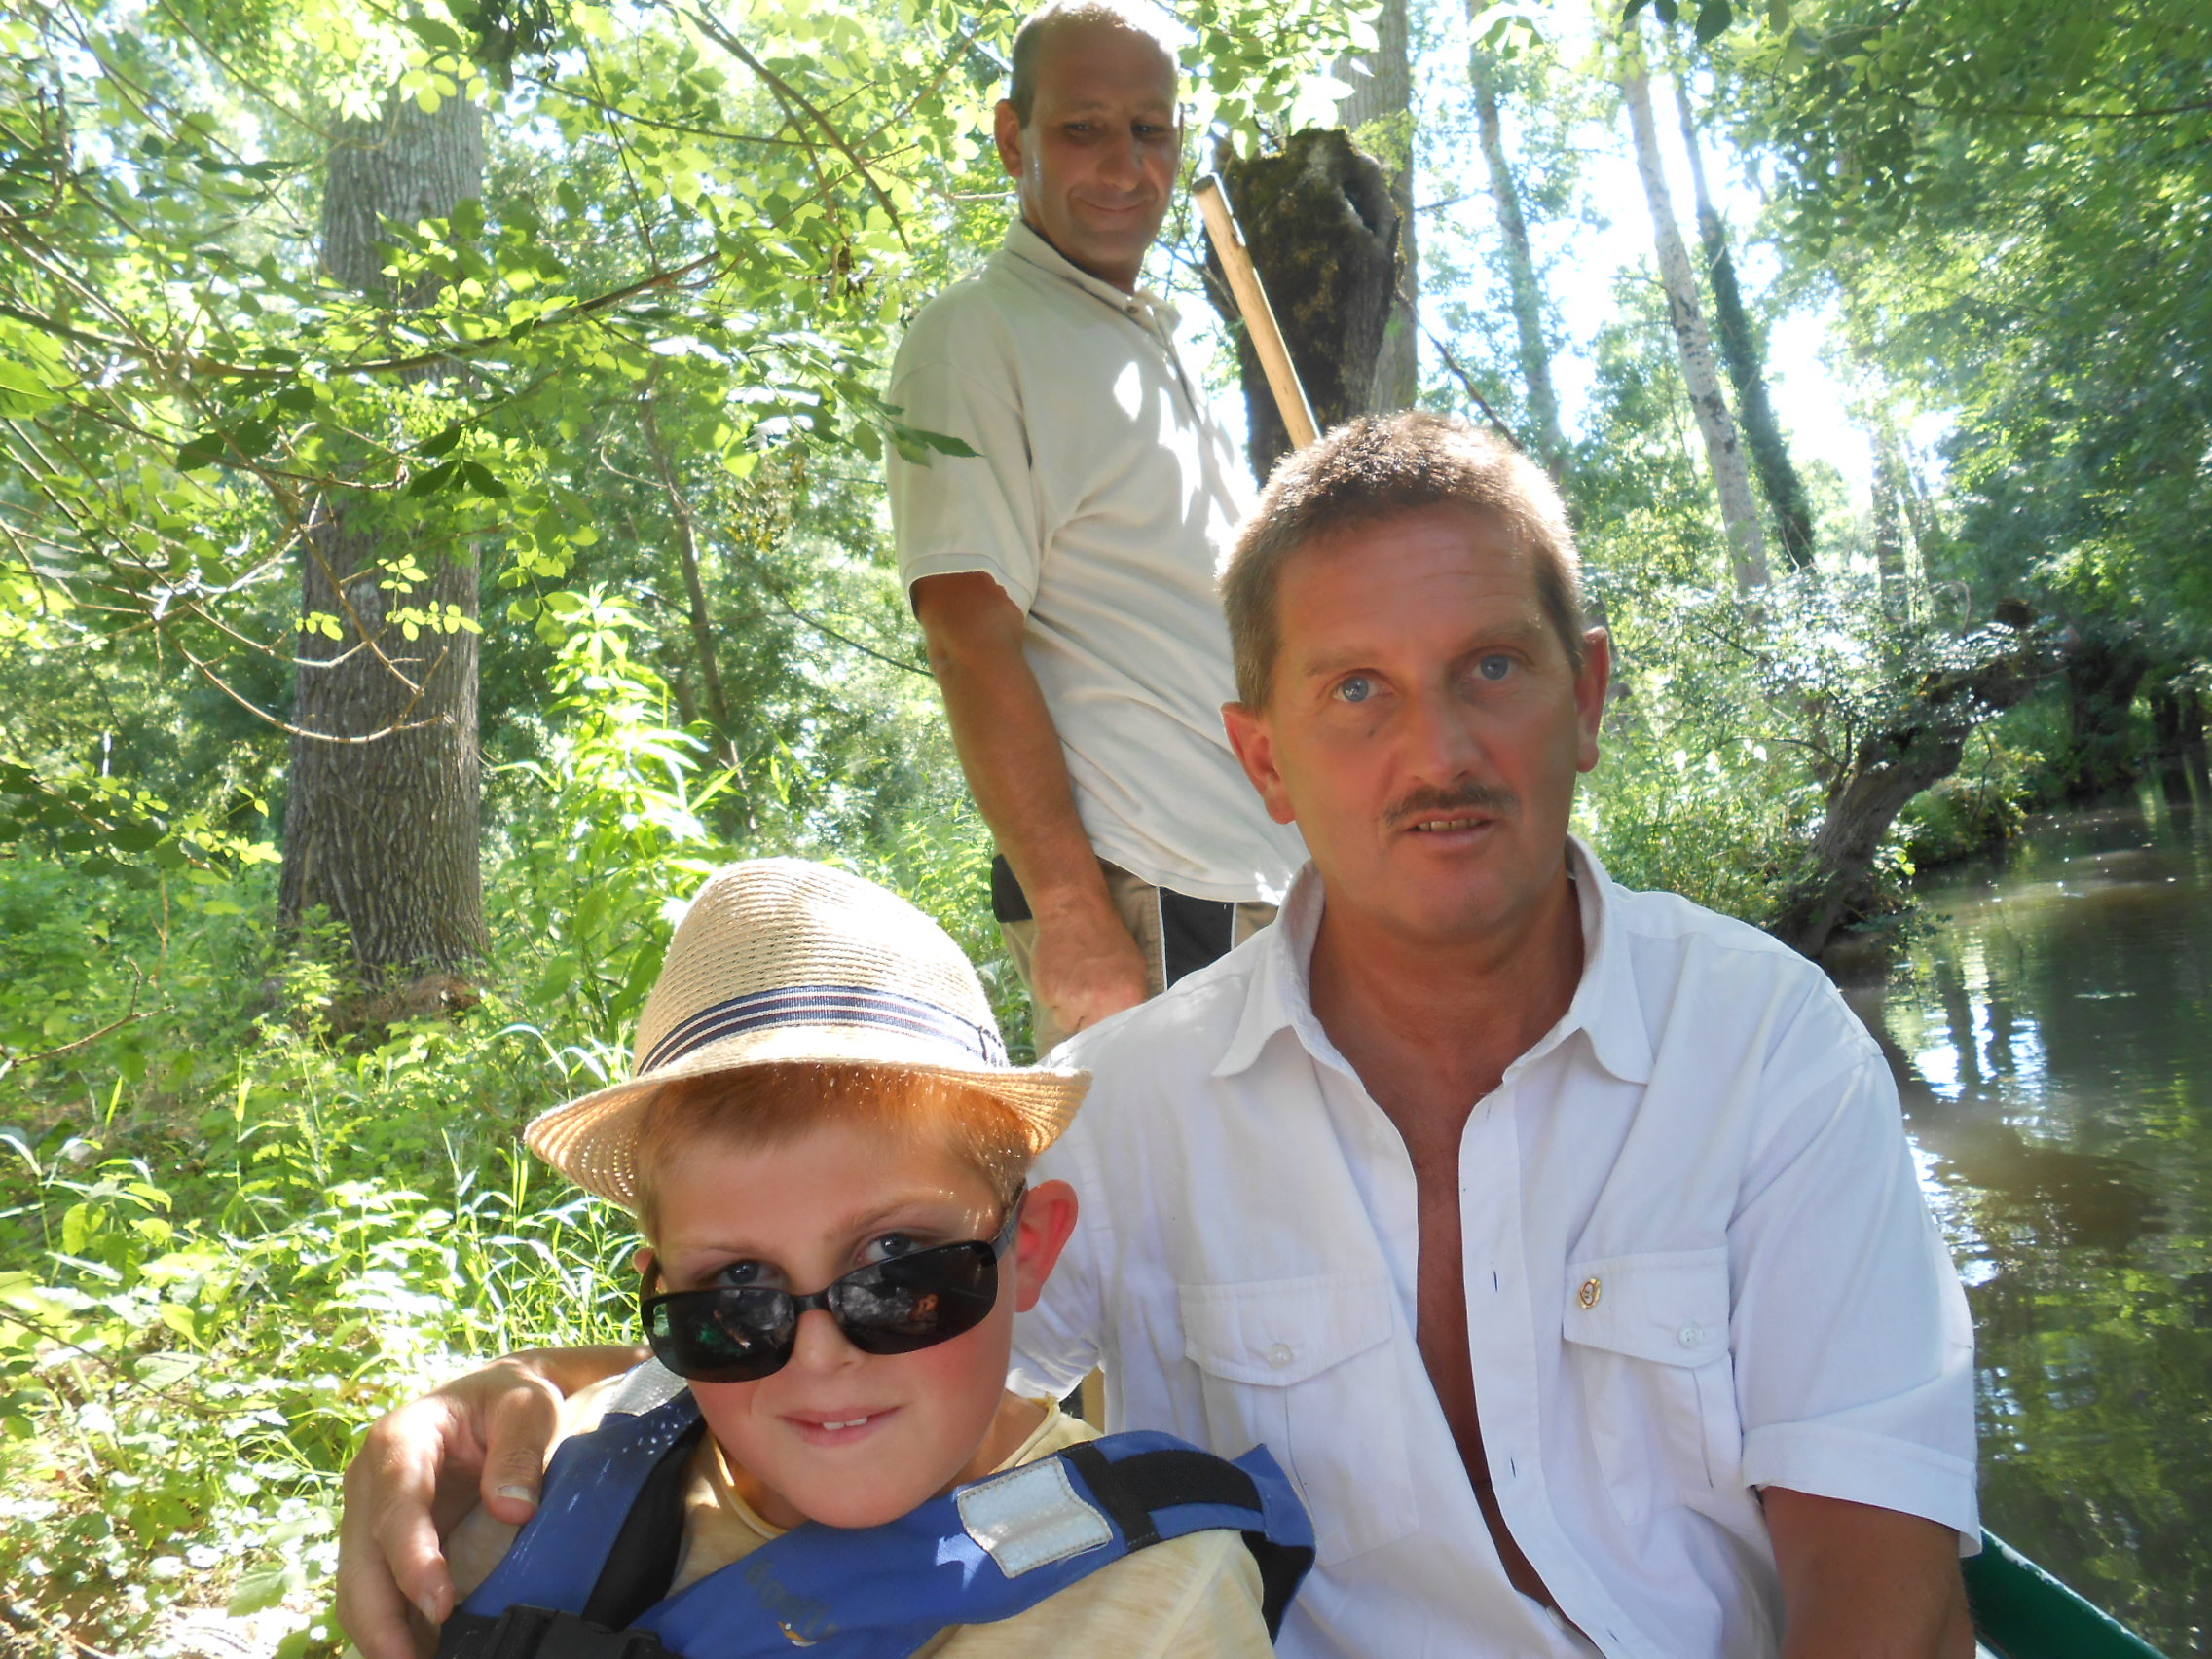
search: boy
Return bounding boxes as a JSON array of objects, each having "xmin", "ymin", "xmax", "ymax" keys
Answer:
[{"xmin": 433, "ymin": 858, "xmax": 1310, "ymax": 1658}]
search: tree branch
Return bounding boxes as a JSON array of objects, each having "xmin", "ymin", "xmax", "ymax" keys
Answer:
[{"xmin": 684, "ymin": 7, "xmax": 910, "ymax": 248}]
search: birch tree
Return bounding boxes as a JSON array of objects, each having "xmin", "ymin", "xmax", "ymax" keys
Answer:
[
  {"xmin": 1672, "ymin": 72, "xmax": 1814, "ymax": 570},
  {"xmin": 1616, "ymin": 35, "xmax": 1769, "ymax": 590},
  {"xmin": 1469, "ymin": 45, "xmax": 1567, "ymax": 475}
]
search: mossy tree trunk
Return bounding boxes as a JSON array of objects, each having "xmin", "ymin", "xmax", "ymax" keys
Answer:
[
  {"xmin": 1771, "ymin": 626, "xmax": 2045, "ymax": 960},
  {"xmin": 1672, "ymin": 73, "xmax": 1815, "ymax": 571},
  {"xmin": 1617, "ymin": 40, "xmax": 1769, "ymax": 591},
  {"xmin": 1202, "ymin": 129, "xmax": 1401, "ymax": 483}
]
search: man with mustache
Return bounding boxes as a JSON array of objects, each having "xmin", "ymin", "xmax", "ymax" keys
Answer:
[
  {"xmin": 894, "ymin": 0, "xmax": 1305, "ymax": 1054},
  {"xmin": 339, "ymin": 415, "xmax": 1979, "ymax": 1658}
]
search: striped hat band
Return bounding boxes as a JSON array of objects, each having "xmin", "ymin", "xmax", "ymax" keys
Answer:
[{"xmin": 642, "ymin": 982, "xmax": 1009, "ymax": 1074}]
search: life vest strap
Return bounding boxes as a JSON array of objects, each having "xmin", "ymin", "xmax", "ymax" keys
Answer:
[
  {"xmin": 441, "ymin": 1604, "xmax": 669, "ymax": 1659},
  {"xmin": 583, "ymin": 1413, "xmax": 705, "ymax": 1628},
  {"xmin": 1058, "ymin": 1440, "xmax": 1312, "ymax": 1638}
]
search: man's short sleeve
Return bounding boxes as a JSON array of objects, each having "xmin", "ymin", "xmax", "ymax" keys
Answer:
[
  {"xmin": 1730, "ymin": 1038, "xmax": 1981, "ymax": 1546},
  {"xmin": 888, "ymin": 326, "xmax": 1047, "ymax": 614}
]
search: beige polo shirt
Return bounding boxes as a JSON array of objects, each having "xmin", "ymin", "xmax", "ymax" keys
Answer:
[{"xmin": 888, "ymin": 220, "xmax": 1307, "ymax": 905}]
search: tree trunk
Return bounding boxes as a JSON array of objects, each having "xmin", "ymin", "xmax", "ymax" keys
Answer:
[
  {"xmin": 1616, "ymin": 42, "xmax": 1769, "ymax": 591},
  {"xmin": 640, "ymin": 383, "xmax": 734, "ymax": 746},
  {"xmin": 2062, "ymin": 631, "xmax": 2152, "ymax": 800},
  {"xmin": 1769, "ymin": 632, "xmax": 2043, "ymax": 959},
  {"xmin": 1336, "ymin": 0, "xmax": 1417, "ymax": 412},
  {"xmin": 1895, "ymin": 430, "xmax": 1937, "ymax": 555},
  {"xmin": 1871, "ymin": 421, "xmax": 1909, "ymax": 610},
  {"xmin": 279, "ymin": 89, "xmax": 489, "ymax": 972},
  {"xmin": 2148, "ymin": 679, "xmax": 2205, "ymax": 756},
  {"xmin": 1203, "ymin": 129, "xmax": 1401, "ymax": 483},
  {"xmin": 1470, "ymin": 47, "xmax": 1567, "ymax": 476},
  {"xmin": 1671, "ymin": 74, "xmax": 1814, "ymax": 571}
]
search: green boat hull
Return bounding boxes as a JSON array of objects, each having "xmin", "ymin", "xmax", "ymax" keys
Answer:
[{"xmin": 1967, "ymin": 1530, "xmax": 2167, "ymax": 1659}]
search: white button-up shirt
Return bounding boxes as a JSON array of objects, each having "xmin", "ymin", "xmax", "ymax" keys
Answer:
[{"xmin": 1012, "ymin": 840, "xmax": 1977, "ymax": 1659}]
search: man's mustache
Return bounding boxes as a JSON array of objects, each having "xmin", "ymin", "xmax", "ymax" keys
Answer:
[{"xmin": 1385, "ymin": 780, "xmax": 1518, "ymax": 830}]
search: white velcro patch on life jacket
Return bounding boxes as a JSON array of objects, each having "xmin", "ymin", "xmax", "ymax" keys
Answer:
[{"xmin": 956, "ymin": 1458, "xmax": 1114, "ymax": 1578}]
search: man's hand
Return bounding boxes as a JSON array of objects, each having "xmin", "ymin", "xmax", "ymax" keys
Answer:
[
  {"xmin": 913, "ymin": 571, "xmax": 1149, "ymax": 1039},
  {"xmin": 1764, "ymin": 1487, "xmax": 1974, "ymax": 1659},
  {"xmin": 1029, "ymin": 894, "xmax": 1149, "ymax": 1037},
  {"xmin": 336, "ymin": 1346, "xmax": 639, "ymax": 1659}
]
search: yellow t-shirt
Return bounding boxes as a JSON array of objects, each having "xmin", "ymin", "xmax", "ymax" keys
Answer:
[{"xmin": 447, "ymin": 1378, "xmax": 1272, "ymax": 1658}]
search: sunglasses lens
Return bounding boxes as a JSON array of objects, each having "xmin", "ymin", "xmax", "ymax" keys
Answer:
[
  {"xmin": 829, "ymin": 1242, "xmax": 1001, "ymax": 1355},
  {"xmin": 646, "ymin": 1288, "xmax": 796, "ymax": 1382}
]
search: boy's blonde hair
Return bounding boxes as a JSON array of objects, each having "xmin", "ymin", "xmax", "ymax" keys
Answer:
[{"xmin": 631, "ymin": 1062, "xmax": 1035, "ymax": 1241}]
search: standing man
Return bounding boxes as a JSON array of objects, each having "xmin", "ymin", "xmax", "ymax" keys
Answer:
[{"xmin": 892, "ymin": 0, "xmax": 1305, "ymax": 1052}]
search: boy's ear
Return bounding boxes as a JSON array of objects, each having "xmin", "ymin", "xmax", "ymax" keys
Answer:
[
  {"xmin": 633, "ymin": 1243, "xmax": 655, "ymax": 1283},
  {"xmin": 1010, "ymin": 1179, "xmax": 1079, "ymax": 1314}
]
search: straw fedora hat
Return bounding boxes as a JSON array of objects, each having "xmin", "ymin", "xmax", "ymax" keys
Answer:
[{"xmin": 526, "ymin": 858, "xmax": 1088, "ymax": 1208}]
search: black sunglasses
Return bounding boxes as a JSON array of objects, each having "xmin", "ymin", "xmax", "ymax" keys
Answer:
[{"xmin": 640, "ymin": 1195, "xmax": 1025, "ymax": 1382}]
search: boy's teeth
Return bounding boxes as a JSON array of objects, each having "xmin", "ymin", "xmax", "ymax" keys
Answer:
[{"xmin": 823, "ymin": 1416, "xmax": 869, "ymax": 1430}]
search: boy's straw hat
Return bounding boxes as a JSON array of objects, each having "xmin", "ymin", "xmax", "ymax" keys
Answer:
[{"xmin": 525, "ymin": 859, "xmax": 1088, "ymax": 1208}]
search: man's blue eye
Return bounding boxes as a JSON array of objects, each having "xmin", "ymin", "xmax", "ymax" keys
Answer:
[
  {"xmin": 1478, "ymin": 655, "xmax": 1514, "ymax": 682},
  {"xmin": 1337, "ymin": 676, "xmax": 1374, "ymax": 704}
]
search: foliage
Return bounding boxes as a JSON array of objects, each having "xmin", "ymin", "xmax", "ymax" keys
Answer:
[
  {"xmin": 1723, "ymin": 0, "xmax": 2212, "ymax": 670},
  {"xmin": 0, "ymin": 597, "xmax": 1001, "ymax": 1654},
  {"xmin": 0, "ymin": 0, "xmax": 1361, "ymax": 871},
  {"xmin": 1898, "ymin": 703, "xmax": 2060, "ymax": 869}
]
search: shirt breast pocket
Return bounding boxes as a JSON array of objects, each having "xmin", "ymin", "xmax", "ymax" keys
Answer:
[
  {"xmin": 1561, "ymin": 1246, "xmax": 1743, "ymax": 1527},
  {"xmin": 1178, "ymin": 1273, "xmax": 1417, "ymax": 1566}
]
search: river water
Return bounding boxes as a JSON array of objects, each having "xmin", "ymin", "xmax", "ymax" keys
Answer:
[{"xmin": 1842, "ymin": 759, "xmax": 2212, "ymax": 1656}]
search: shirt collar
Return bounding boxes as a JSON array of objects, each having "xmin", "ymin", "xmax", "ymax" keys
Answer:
[
  {"xmin": 993, "ymin": 218, "xmax": 1182, "ymax": 332},
  {"xmin": 1211, "ymin": 835, "xmax": 1655, "ymax": 1087}
]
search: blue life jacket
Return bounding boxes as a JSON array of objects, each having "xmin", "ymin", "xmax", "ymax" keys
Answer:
[{"xmin": 438, "ymin": 1363, "xmax": 1315, "ymax": 1659}]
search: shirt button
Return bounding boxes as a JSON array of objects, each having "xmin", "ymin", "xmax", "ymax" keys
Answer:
[
  {"xmin": 1266, "ymin": 1343, "xmax": 1295, "ymax": 1368},
  {"xmin": 1577, "ymin": 1276, "xmax": 1603, "ymax": 1309},
  {"xmin": 1677, "ymin": 1322, "xmax": 1706, "ymax": 1348}
]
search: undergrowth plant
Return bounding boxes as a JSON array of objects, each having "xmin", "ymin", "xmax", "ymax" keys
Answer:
[{"xmin": 0, "ymin": 595, "xmax": 994, "ymax": 1657}]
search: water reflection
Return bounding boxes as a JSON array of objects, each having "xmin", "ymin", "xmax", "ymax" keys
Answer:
[{"xmin": 1849, "ymin": 755, "xmax": 2212, "ymax": 1655}]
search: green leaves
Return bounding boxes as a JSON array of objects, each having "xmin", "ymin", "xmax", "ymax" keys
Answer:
[
  {"xmin": 407, "ymin": 454, "xmax": 507, "ymax": 498},
  {"xmin": 1622, "ymin": 0, "xmax": 1736, "ymax": 38},
  {"xmin": 0, "ymin": 358, "xmax": 59, "ymax": 417}
]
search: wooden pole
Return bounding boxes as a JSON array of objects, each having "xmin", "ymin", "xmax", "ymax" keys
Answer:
[{"xmin": 1194, "ymin": 174, "xmax": 1319, "ymax": 450}]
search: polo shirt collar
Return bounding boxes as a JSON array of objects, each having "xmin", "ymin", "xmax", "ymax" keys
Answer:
[
  {"xmin": 994, "ymin": 218, "xmax": 1182, "ymax": 332},
  {"xmin": 1211, "ymin": 835, "xmax": 1656, "ymax": 1087}
]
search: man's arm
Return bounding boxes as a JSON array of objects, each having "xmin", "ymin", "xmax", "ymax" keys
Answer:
[
  {"xmin": 912, "ymin": 571, "xmax": 1147, "ymax": 1040},
  {"xmin": 1764, "ymin": 1487, "xmax": 1974, "ymax": 1659},
  {"xmin": 336, "ymin": 1345, "xmax": 640, "ymax": 1659}
]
